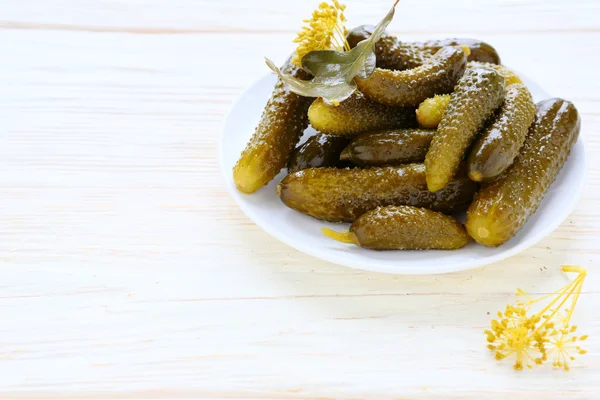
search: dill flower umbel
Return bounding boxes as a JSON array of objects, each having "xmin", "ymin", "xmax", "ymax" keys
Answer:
[
  {"xmin": 485, "ymin": 265, "xmax": 588, "ymax": 371},
  {"xmin": 292, "ymin": 1, "xmax": 350, "ymax": 66}
]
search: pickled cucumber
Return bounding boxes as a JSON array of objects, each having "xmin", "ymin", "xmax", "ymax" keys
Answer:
[
  {"xmin": 416, "ymin": 94, "xmax": 452, "ymax": 128},
  {"xmin": 277, "ymin": 163, "xmax": 478, "ymax": 222},
  {"xmin": 418, "ymin": 39, "xmax": 501, "ymax": 65},
  {"xmin": 339, "ymin": 128, "xmax": 434, "ymax": 166},
  {"xmin": 308, "ymin": 92, "xmax": 417, "ymax": 136},
  {"xmin": 468, "ymin": 84, "xmax": 536, "ymax": 182},
  {"xmin": 322, "ymin": 206, "xmax": 471, "ymax": 250},
  {"xmin": 416, "ymin": 64, "xmax": 519, "ymax": 130},
  {"xmin": 425, "ymin": 67, "xmax": 506, "ymax": 192},
  {"xmin": 466, "ymin": 99, "xmax": 581, "ymax": 247},
  {"xmin": 468, "ymin": 61, "xmax": 522, "ymax": 86},
  {"xmin": 347, "ymin": 25, "xmax": 427, "ymax": 70},
  {"xmin": 288, "ymin": 134, "xmax": 352, "ymax": 173},
  {"xmin": 233, "ymin": 60, "xmax": 312, "ymax": 193},
  {"xmin": 347, "ymin": 26, "xmax": 501, "ymax": 69},
  {"xmin": 355, "ymin": 46, "xmax": 467, "ymax": 107}
]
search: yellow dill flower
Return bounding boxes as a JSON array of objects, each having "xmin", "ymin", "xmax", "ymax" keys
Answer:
[
  {"xmin": 545, "ymin": 322, "xmax": 588, "ymax": 371},
  {"xmin": 292, "ymin": 1, "xmax": 350, "ymax": 66},
  {"xmin": 486, "ymin": 265, "xmax": 588, "ymax": 371},
  {"xmin": 485, "ymin": 305, "xmax": 546, "ymax": 370}
]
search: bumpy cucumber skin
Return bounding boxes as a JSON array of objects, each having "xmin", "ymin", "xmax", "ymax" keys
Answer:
[
  {"xmin": 277, "ymin": 163, "xmax": 478, "ymax": 222},
  {"xmin": 347, "ymin": 26, "xmax": 501, "ymax": 69},
  {"xmin": 340, "ymin": 129, "xmax": 434, "ymax": 166},
  {"xmin": 425, "ymin": 67, "xmax": 506, "ymax": 192},
  {"xmin": 418, "ymin": 38, "xmax": 501, "ymax": 65},
  {"xmin": 468, "ymin": 61, "xmax": 522, "ymax": 86},
  {"xmin": 233, "ymin": 61, "xmax": 312, "ymax": 193},
  {"xmin": 375, "ymin": 35, "xmax": 429, "ymax": 71},
  {"xmin": 308, "ymin": 92, "xmax": 417, "ymax": 136},
  {"xmin": 288, "ymin": 134, "xmax": 352, "ymax": 173},
  {"xmin": 468, "ymin": 84, "xmax": 536, "ymax": 182},
  {"xmin": 347, "ymin": 25, "xmax": 427, "ymax": 70},
  {"xmin": 355, "ymin": 47, "xmax": 467, "ymax": 107},
  {"xmin": 466, "ymin": 99, "xmax": 581, "ymax": 247},
  {"xmin": 351, "ymin": 206, "xmax": 471, "ymax": 250}
]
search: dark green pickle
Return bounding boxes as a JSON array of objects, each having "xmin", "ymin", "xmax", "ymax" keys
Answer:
[
  {"xmin": 468, "ymin": 62, "xmax": 522, "ymax": 85},
  {"xmin": 288, "ymin": 134, "xmax": 352, "ymax": 173},
  {"xmin": 466, "ymin": 99, "xmax": 581, "ymax": 247},
  {"xmin": 417, "ymin": 38, "xmax": 501, "ymax": 65},
  {"xmin": 322, "ymin": 206, "xmax": 471, "ymax": 250},
  {"xmin": 347, "ymin": 25, "xmax": 427, "ymax": 70},
  {"xmin": 277, "ymin": 163, "xmax": 478, "ymax": 222},
  {"xmin": 233, "ymin": 59, "xmax": 312, "ymax": 193},
  {"xmin": 468, "ymin": 84, "xmax": 536, "ymax": 182},
  {"xmin": 347, "ymin": 26, "xmax": 501, "ymax": 70},
  {"xmin": 425, "ymin": 67, "xmax": 506, "ymax": 192},
  {"xmin": 340, "ymin": 128, "xmax": 435, "ymax": 166},
  {"xmin": 308, "ymin": 92, "xmax": 417, "ymax": 136},
  {"xmin": 356, "ymin": 47, "xmax": 468, "ymax": 107}
]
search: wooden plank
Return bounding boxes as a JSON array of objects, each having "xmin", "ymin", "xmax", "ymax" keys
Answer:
[{"xmin": 0, "ymin": 0, "xmax": 599, "ymax": 398}]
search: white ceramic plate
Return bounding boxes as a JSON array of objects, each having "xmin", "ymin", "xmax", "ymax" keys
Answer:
[{"xmin": 219, "ymin": 72, "xmax": 587, "ymax": 275}]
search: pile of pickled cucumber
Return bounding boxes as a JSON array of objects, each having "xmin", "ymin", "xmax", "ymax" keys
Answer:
[{"xmin": 233, "ymin": 25, "xmax": 581, "ymax": 251}]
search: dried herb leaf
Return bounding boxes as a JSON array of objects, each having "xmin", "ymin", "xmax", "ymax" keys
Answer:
[
  {"xmin": 265, "ymin": 2, "xmax": 397, "ymax": 105},
  {"xmin": 265, "ymin": 58, "xmax": 357, "ymax": 104}
]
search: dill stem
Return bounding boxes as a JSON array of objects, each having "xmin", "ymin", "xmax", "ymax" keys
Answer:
[{"xmin": 535, "ymin": 276, "xmax": 584, "ymax": 332}]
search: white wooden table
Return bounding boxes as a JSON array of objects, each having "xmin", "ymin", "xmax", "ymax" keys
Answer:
[{"xmin": 1, "ymin": 0, "xmax": 599, "ymax": 398}]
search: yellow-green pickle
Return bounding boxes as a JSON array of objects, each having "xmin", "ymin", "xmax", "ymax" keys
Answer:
[
  {"xmin": 288, "ymin": 134, "xmax": 352, "ymax": 173},
  {"xmin": 468, "ymin": 84, "xmax": 536, "ymax": 182},
  {"xmin": 415, "ymin": 63, "xmax": 519, "ymax": 131},
  {"xmin": 308, "ymin": 92, "xmax": 417, "ymax": 136},
  {"xmin": 416, "ymin": 94, "xmax": 452, "ymax": 128},
  {"xmin": 425, "ymin": 67, "xmax": 506, "ymax": 192},
  {"xmin": 233, "ymin": 60, "xmax": 312, "ymax": 193},
  {"xmin": 340, "ymin": 128, "xmax": 435, "ymax": 166},
  {"xmin": 466, "ymin": 98, "xmax": 581, "ymax": 247},
  {"xmin": 277, "ymin": 163, "xmax": 478, "ymax": 222},
  {"xmin": 322, "ymin": 206, "xmax": 471, "ymax": 250},
  {"xmin": 356, "ymin": 46, "xmax": 468, "ymax": 107},
  {"xmin": 468, "ymin": 62, "xmax": 522, "ymax": 86}
]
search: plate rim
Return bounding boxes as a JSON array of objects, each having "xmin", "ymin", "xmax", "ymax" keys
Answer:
[{"xmin": 218, "ymin": 72, "xmax": 588, "ymax": 275}]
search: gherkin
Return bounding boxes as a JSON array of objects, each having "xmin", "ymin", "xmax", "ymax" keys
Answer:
[
  {"xmin": 356, "ymin": 47, "xmax": 468, "ymax": 107},
  {"xmin": 373, "ymin": 35, "xmax": 429, "ymax": 71},
  {"xmin": 308, "ymin": 92, "xmax": 417, "ymax": 136},
  {"xmin": 425, "ymin": 67, "xmax": 506, "ymax": 192},
  {"xmin": 417, "ymin": 38, "xmax": 501, "ymax": 65},
  {"xmin": 340, "ymin": 128, "xmax": 435, "ymax": 166},
  {"xmin": 322, "ymin": 206, "xmax": 471, "ymax": 250},
  {"xmin": 277, "ymin": 163, "xmax": 478, "ymax": 222},
  {"xmin": 468, "ymin": 84, "xmax": 536, "ymax": 182},
  {"xmin": 416, "ymin": 94, "xmax": 452, "ymax": 129},
  {"xmin": 347, "ymin": 25, "xmax": 501, "ymax": 69},
  {"xmin": 415, "ymin": 64, "xmax": 519, "ymax": 131},
  {"xmin": 347, "ymin": 25, "xmax": 427, "ymax": 70},
  {"xmin": 288, "ymin": 134, "xmax": 352, "ymax": 173},
  {"xmin": 466, "ymin": 99, "xmax": 581, "ymax": 247},
  {"xmin": 233, "ymin": 60, "xmax": 312, "ymax": 193},
  {"xmin": 468, "ymin": 61, "xmax": 522, "ymax": 86}
]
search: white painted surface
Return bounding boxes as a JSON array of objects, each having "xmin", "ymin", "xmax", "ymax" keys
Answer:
[{"xmin": 0, "ymin": 0, "xmax": 599, "ymax": 398}]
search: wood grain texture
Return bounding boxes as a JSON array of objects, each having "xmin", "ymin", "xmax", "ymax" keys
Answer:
[{"xmin": 1, "ymin": 0, "xmax": 599, "ymax": 398}]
